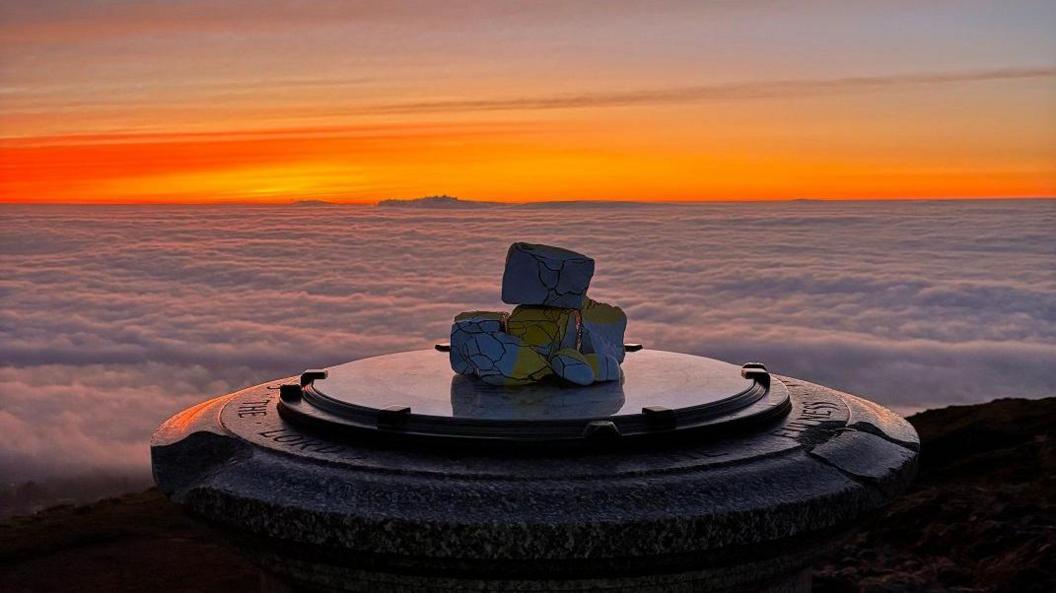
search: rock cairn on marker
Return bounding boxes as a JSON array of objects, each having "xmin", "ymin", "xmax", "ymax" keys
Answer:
[{"xmin": 449, "ymin": 243, "xmax": 627, "ymax": 386}]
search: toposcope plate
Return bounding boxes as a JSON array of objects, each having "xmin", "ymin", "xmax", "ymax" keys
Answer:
[{"xmin": 276, "ymin": 349, "xmax": 788, "ymax": 445}]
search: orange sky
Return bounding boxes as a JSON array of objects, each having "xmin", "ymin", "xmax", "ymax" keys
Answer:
[{"xmin": 2, "ymin": 1, "xmax": 1054, "ymax": 203}]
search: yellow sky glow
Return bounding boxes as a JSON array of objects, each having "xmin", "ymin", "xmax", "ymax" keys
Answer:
[{"xmin": 1, "ymin": 1, "xmax": 1054, "ymax": 203}]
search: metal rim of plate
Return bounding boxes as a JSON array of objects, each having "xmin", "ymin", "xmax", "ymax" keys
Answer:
[{"xmin": 275, "ymin": 349, "xmax": 791, "ymax": 448}]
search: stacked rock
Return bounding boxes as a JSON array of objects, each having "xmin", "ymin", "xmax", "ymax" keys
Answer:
[{"xmin": 449, "ymin": 243, "xmax": 627, "ymax": 386}]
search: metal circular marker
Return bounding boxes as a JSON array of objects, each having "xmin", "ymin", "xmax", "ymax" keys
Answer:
[
  {"xmin": 278, "ymin": 349, "xmax": 788, "ymax": 444},
  {"xmin": 152, "ymin": 349, "xmax": 919, "ymax": 593},
  {"xmin": 316, "ymin": 350, "xmax": 754, "ymax": 417}
]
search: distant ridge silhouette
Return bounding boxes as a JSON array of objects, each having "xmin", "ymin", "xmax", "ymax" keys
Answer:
[{"xmin": 376, "ymin": 195, "xmax": 500, "ymax": 208}]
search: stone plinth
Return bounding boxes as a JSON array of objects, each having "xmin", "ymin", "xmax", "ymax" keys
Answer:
[{"xmin": 151, "ymin": 349, "xmax": 918, "ymax": 593}]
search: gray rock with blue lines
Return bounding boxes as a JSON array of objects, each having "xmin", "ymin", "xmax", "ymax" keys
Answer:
[
  {"xmin": 449, "ymin": 312, "xmax": 507, "ymax": 375},
  {"xmin": 501, "ymin": 243, "xmax": 595, "ymax": 309}
]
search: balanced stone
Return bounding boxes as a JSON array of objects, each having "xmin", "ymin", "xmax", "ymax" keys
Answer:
[
  {"xmin": 550, "ymin": 348, "xmax": 595, "ymax": 385},
  {"xmin": 505, "ymin": 305, "xmax": 578, "ymax": 357},
  {"xmin": 449, "ymin": 311, "xmax": 508, "ymax": 375},
  {"xmin": 501, "ymin": 242, "xmax": 595, "ymax": 309},
  {"xmin": 450, "ymin": 312, "xmax": 551, "ymax": 385},
  {"xmin": 580, "ymin": 298, "xmax": 627, "ymax": 381}
]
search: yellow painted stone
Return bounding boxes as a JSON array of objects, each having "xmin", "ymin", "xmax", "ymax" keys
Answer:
[
  {"xmin": 505, "ymin": 306, "xmax": 578, "ymax": 357},
  {"xmin": 478, "ymin": 336, "xmax": 552, "ymax": 386}
]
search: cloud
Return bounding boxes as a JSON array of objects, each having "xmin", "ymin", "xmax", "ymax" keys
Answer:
[
  {"xmin": 0, "ymin": 200, "xmax": 1054, "ymax": 485},
  {"xmin": 0, "ymin": 1, "xmax": 763, "ymax": 43},
  {"xmin": 363, "ymin": 68, "xmax": 1056, "ymax": 114}
]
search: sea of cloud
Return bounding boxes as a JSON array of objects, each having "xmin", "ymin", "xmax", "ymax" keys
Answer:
[{"xmin": 1, "ymin": 200, "xmax": 1054, "ymax": 488}]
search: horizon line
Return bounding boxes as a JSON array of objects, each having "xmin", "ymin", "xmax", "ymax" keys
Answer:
[{"xmin": 3, "ymin": 195, "xmax": 1054, "ymax": 207}]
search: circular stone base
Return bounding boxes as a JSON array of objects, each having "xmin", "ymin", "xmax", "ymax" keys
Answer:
[{"xmin": 151, "ymin": 350, "xmax": 918, "ymax": 593}]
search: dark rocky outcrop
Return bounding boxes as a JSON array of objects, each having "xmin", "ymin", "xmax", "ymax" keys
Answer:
[{"xmin": 814, "ymin": 397, "xmax": 1056, "ymax": 593}]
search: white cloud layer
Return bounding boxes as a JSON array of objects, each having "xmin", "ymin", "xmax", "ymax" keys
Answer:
[{"xmin": 1, "ymin": 200, "xmax": 1054, "ymax": 483}]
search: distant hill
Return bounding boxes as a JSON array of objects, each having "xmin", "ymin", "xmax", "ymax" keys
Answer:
[{"xmin": 376, "ymin": 195, "xmax": 501, "ymax": 208}]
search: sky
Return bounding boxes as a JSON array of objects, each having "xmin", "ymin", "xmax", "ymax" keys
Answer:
[
  {"xmin": 1, "ymin": 0, "xmax": 1055, "ymax": 203},
  {"xmin": 2, "ymin": 200, "xmax": 1054, "ymax": 490}
]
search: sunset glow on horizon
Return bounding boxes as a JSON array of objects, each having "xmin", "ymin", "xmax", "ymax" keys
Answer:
[{"xmin": 2, "ymin": 1, "xmax": 1054, "ymax": 204}]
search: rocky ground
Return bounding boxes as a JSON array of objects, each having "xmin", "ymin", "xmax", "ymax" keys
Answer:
[
  {"xmin": 814, "ymin": 397, "xmax": 1055, "ymax": 593},
  {"xmin": 1, "ymin": 397, "xmax": 1053, "ymax": 593}
]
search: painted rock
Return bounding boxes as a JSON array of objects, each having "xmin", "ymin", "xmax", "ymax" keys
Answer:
[
  {"xmin": 550, "ymin": 348, "xmax": 596, "ymax": 385},
  {"xmin": 501, "ymin": 242, "xmax": 595, "ymax": 309},
  {"xmin": 449, "ymin": 311, "xmax": 509, "ymax": 375},
  {"xmin": 451, "ymin": 322, "xmax": 552, "ymax": 386},
  {"xmin": 505, "ymin": 305, "xmax": 578, "ymax": 358},
  {"xmin": 580, "ymin": 298, "xmax": 628, "ymax": 381}
]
